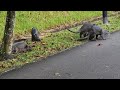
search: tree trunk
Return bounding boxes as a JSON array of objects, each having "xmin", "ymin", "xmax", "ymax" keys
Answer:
[
  {"xmin": 103, "ymin": 11, "xmax": 108, "ymax": 24},
  {"xmin": 0, "ymin": 11, "xmax": 15, "ymax": 60}
]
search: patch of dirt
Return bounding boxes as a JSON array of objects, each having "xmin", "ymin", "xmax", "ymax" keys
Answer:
[{"xmin": 14, "ymin": 32, "xmax": 49, "ymax": 42}]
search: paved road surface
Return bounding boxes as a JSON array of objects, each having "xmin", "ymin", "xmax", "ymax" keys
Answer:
[{"xmin": 0, "ymin": 31, "xmax": 120, "ymax": 79}]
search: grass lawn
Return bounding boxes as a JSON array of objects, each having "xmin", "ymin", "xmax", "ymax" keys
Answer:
[
  {"xmin": 0, "ymin": 11, "xmax": 115, "ymax": 42},
  {"xmin": 0, "ymin": 11, "xmax": 120, "ymax": 74}
]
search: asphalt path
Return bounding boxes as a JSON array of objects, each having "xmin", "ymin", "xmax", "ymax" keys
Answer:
[{"xmin": 0, "ymin": 31, "xmax": 120, "ymax": 79}]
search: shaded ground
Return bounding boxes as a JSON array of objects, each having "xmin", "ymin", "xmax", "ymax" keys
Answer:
[{"xmin": 0, "ymin": 31, "xmax": 120, "ymax": 79}]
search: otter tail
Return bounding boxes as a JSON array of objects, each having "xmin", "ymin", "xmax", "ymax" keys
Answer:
[{"xmin": 67, "ymin": 29, "xmax": 80, "ymax": 33}]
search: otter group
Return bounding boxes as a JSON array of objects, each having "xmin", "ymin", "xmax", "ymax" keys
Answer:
[
  {"xmin": 67, "ymin": 23, "xmax": 110, "ymax": 41},
  {"xmin": 3, "ymin": 23, "xmax": 110, "ymax": 54},
  {"xmin": 12, "ymin": 27, "xmax": 41, "ymax": 54}
]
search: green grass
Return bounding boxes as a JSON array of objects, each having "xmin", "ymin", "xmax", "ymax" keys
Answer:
[
  {"xmin": 94, "ymin": 15, "xmax": 120, "ymax": 32},
  {"xmin": 0, "ymin": 13, "xmax": 120, "ymax": 74},
  {"xmin": 1, "ymin": 11, "xmax": 115, "ymax": 42}
]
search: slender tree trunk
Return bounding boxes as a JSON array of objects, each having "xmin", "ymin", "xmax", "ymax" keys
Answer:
[
  {"xmin": 103, "ymin": 11, "xmax": 108, "ymax": 24},
  {"xmin": 0, "ymin": 11, "xmax": 15, "ymax": 60}
]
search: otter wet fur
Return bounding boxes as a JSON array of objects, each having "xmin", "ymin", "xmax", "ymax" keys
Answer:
[
  {"xmin": 96, "ymin": 29, "xmax": 110, "ymax": 40},
  {"xmin": 88, "ymin": 25, "xmax": 110, "ymax": 41},
  {"xmin": 31, "ymin": 27, "xmax": 41, "ymax": 41},
  {"xmin": 67, "ymin": 23, "xmax": 94, "ymax": 39},
  {"xmin": 88, "ymin": 24, "xmax": 103, "ymax": 41},
  {"xmin": 12, "ymin": 41, "xmax": 32, "ymax": 54},
  {"xmin": 67, "ymin": 23, "xmax": 110, "ymax": 41}
]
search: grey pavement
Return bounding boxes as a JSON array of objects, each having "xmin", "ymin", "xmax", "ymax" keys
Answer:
[{"xmin": 0, "ymin": 31, "xmax": 120, "ymax": 79}]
